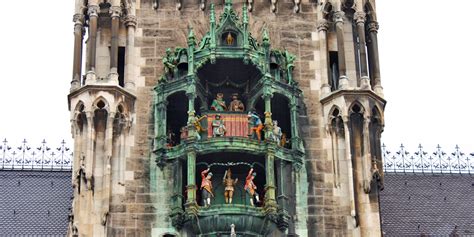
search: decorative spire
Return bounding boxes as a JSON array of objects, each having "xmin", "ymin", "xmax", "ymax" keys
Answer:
[
  {"xmin": 210, "ymin": 4, "xmax": 216, "ymax": 24},
  {"xmin": 187, "ymin": 27, "xmax": 195, "ymax": 45},
  {"xmin": 242, "ymin": 4, "xmax": 248, "ymax": 25}
]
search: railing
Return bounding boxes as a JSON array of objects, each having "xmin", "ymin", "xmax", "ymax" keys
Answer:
[
  {"xmin": 382, "ymin": 144, "xmax": 474, "ymax": 174},
  {"xmin": 0, "ymin": 139, "xmax": 73, "ymax": 171}
]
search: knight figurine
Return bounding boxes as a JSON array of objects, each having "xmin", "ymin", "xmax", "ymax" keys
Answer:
[{"xmin": 223, "ymin": 168, "xmax": 238, "ymax": 204}]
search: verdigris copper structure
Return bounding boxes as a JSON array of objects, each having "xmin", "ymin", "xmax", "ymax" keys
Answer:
[{"xmin": 153, "ymin": 1, "xmax": 305, "ymax": 235}]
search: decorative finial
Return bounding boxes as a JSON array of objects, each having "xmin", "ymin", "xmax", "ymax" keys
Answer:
[
  {"xmin": 225, "ymin": 0, "xmax": 233, "ymax": 9},
  {"xmin": 262, "ymin": 28, "xmax": 270, "ymax": 44},
  {"xmin": 188, "ymin": 27, "xmax": 195, "ymax": 43}
]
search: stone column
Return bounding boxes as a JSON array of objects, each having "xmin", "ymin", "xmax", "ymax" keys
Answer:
[
  {"xmin": 334, "ymin": 11, "xmax": 349, "ymax": 89},
  {"xmin": 367, "ymin": 21, "xmax": 383, "ymax": 95},
  {"xmin": 108, "ymin": 6, "xmax": 121, "ymax": 84},
  {"xmin": 85, "ymin": 5, "xmax": 99, "ymax": 84},
  {"xmin": 71, "ymin": 14, "xmax": 84, "ymax": 91},
  {"xmin": 317, "ymin": 19, "xmax": 331, "ymax": 95},
  {"xmin": 355, "ymin": 12, "xmax": 371, "ymax": 89},
  {"xmin": 124, "ymin": 15, "xmax": 137, "ymax": 90},
  {"xmin": 154, "ymin": 100, "xmax": 168, "ymax": 150},
  {"xmin": 362, "ymin": 116, "xmax": 371, "ymax": 193},
  {"xmin": 289, "ymin": 97, "xmax": 302, "ymax": 151}
]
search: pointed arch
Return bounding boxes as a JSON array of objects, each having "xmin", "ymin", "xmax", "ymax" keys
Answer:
[
  {"xmin": 348, "ymin": 100, "xmax": 366, "ymax": 116},
  {"xmin": 364, "ymin": 1, "xmax": 377, "ymax": 21}
]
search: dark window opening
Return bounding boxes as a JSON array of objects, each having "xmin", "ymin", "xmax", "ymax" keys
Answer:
[
  {"xmin": 329, "ymin": 51, "xmax": 339, "ymax": 91},
  {"xmin": 166, "ymin": 92, "xmax": 188, "ymax": 146},
  {"xmin": 118, "ymin": 47, "xmax": 125, "ymax": 87}
]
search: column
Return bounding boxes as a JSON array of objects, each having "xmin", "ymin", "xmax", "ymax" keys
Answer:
[
  {"xmin": 367, "ymin": 21, "xmax": 383, "ymax": 95},
  {"xmin": 334, "ymin": 11, "xmax": 348, "ymax": 89},
  {"xmin": 362, "ymin": 116, "xmax": 371, "ymax": 193},
  {"xmin": 71, "ymin": 14, "xmax": 84, "ymax": 91},
  {"xmin": 263, "ymin": 90, "xmax": 273, "ymax": 140},
  {"xmin": 355, "ymin": 12, "xmax": 371, "ymax": 89},
  {"xmin": 289, "ymin": 97, "xmax": 302, "ymax": 151},
  {"xmin": 85, "ymin": 5, "xmax": 99, "ymax": 83},
  {"xmin": 108, "ymin": 6, "xmax": 121, "ymax": 83},
  {"xmin": 264, "ymin": 152, "xmax": 277, "ymax": 211},
  {"xmin": 185, "ymin": 151, "xmax": 197, "ymax": 211},
  {"xmin": 124, "ymin": 15, "xmax": 137, "ymax": 90},
  {"xmin": 317, "ymin": 19, "xmax": 331, "ymax": 95}
]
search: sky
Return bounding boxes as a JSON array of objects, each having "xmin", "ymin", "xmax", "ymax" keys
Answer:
[{"xmin": 0, "ymin": 0, "xmax": 473, "ymax": 153}]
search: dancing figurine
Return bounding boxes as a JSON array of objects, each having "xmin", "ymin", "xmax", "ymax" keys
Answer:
[
  {"xmin": 223, "ymin": 168, "xmax": 238, "ymax": 204},
  {"xmin": 248, "ymin": 111, "xmax": 263, "ymax": 141},
  {"xmin": 200, "ymin": 168, "xmax": 214, "ymax": 207},
  {"xmin": 244, "ymin": 168, "xmax": 260, "ymax": 206}
]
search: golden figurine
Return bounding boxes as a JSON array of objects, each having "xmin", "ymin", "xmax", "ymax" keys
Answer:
[{"xmin": 223, "ymin": 168, "xmax": 238, "ymax": 204}]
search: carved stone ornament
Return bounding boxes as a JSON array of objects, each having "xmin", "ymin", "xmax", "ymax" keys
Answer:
[
  {"xmin": 316, "ymin": 19, "xmax": 329, "ymax": 32},
  {"xmin": 110, "ymin": 6, "xmax": 122, "ymax": 18},
  {"xmin": 293, "ymin": 0, "xmax": 301, "ymax": 13},
  {"xmin": 333, "ymin": 11, "xmax": 345, "ymax": 23},
  {"xmin": 200, "ymin": 0, "xmax": 206, "ymax": 10},
  {"xmin": 87, "ymin": 5, "xmax": 99, "ymax": 18},
  {"xmin": 271, "ymin": 0, "xmax": 277, "ymax": 13},
  {"xmin": 176, "ymin": 0, "xmax": 182, "ymax": 10},
  {"xmin": 124, "ymin": 15, "xmax": 137, "ymax": 27},
  {"xmin": 247, "ymin": 0, "xmax": 254, "ymax": 12},
  {"xmin": 367, "ymin": 21, "xmax": 379, "ymax": 33},
  {"xmin": 354, "ymin": 11, "xmax": 366, "ymax": 25}
]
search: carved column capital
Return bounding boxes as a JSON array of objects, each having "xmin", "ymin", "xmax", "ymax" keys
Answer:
[
  {"xmin": 317, "ymin": 19, "xmax": 329, "ymax": 32},
  {"xmin": 333, "ymin": 11, "xmax": 345, "ymax": 23},
  {"xmin": 73, "ymin": 14, "xmax": 85, "ymax": 26},
  {"xmin": 354, "ymin": 11, "xmax": 366, "ymax": 25},
  {"xmin": 124, "ymin": 15, "xmax": 137, "ymax": 28},
  {"xmin": 367, "ymin": 21, "xmax": 379, "ymax": 33},
  {"xmin": 110, "ymin": 6, "xmax": 122, "ymax": 18},
  {"xmin": 87, "ymin": 5, "xmax": 99, "ymax": 18}
]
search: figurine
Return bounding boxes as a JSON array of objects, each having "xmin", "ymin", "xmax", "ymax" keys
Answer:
[
  {"xmin": 162, "ymin": 48, "xmax": 176, "ymax": 80},
  {"xmin": 248, "ymin": 111, "xmax": 263, "ymax": 141},
  {"xmin": 200, "ymin": 168, "xmax": 214, "ymax": 207},
  {"xmin": 210, "ymin": 93, "xmax": 227, "ymax": 111},
  {"xmin": 166, "ymin": 129, "xmax": 176, "ymax": 147},
  {"xmin": 229, "ymin": 93, "xmax": 245, "ymax": 112},
  {"xmin": 270, "ymin": 120, "xmax": 282, "ymax": 145},
  {"xmin": 189, "ymin": 112, "xmax": 207, "ymax": 140},
  {"xmin": 179, "ymin": 126, "xmax": 188, "ymax": 143},
  {"xmin": 244, "ymin": 168, "xmax": 260, "ymax": 206},
  {"xmin": 212, "ymin": 114, "xmax": 226, "ymax": 137},
  {"xmin": 280, "ymin": 133, "xmax": 289, "ymax": 148},
  {"xmin": 226, "ymin": 32, "xmax": 234, "ymax": 45},
  {"xmin": 223, "ymin": 168, "xmax": 238, "ymax": 204}
]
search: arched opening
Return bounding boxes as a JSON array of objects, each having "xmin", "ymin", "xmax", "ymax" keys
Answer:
[
  {"xmin": 221, "ymin": 31, "xmax": 238, "ymax": 47},
  {"xmin": 349, "ymin": 103, "xmax": 365, "ymax": 227},
  {"xmin": 166, "ymin": 92, "xmax": 188, "ymax": 146},
  {"xmin": 271, "ymin": 94, "xmax": 291, "ymax": 148},
  {"xmin": 198, "ymin": 59, "xmax": 262, "ymax": 111}
]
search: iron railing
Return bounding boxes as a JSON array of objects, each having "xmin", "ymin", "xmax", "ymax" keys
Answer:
[
  {"xmin": 0, "ymin": 139, "xmax": 73, "ymax": 171},
  {"xmin": 382, "ymin": 144, "xmax": 474, "ymax": 174}
]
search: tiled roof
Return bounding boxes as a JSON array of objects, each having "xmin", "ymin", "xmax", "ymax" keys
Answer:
[
  {"xmin": 0, "ymin": 170, "xmax": 73, "ymax": 236},
  {"xmin": 380, "ymin": 173, "xmax": 474, "ymax": 236}
]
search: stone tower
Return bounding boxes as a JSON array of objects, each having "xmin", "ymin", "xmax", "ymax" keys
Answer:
[{"xmin": 67, "ymin": 0, "xmax": 385, "ymax": 236}]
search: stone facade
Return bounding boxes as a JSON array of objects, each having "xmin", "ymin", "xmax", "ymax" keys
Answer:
[{"xmin": 67, "ymin": 0, "xmax": 385, "ymax": 236}]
